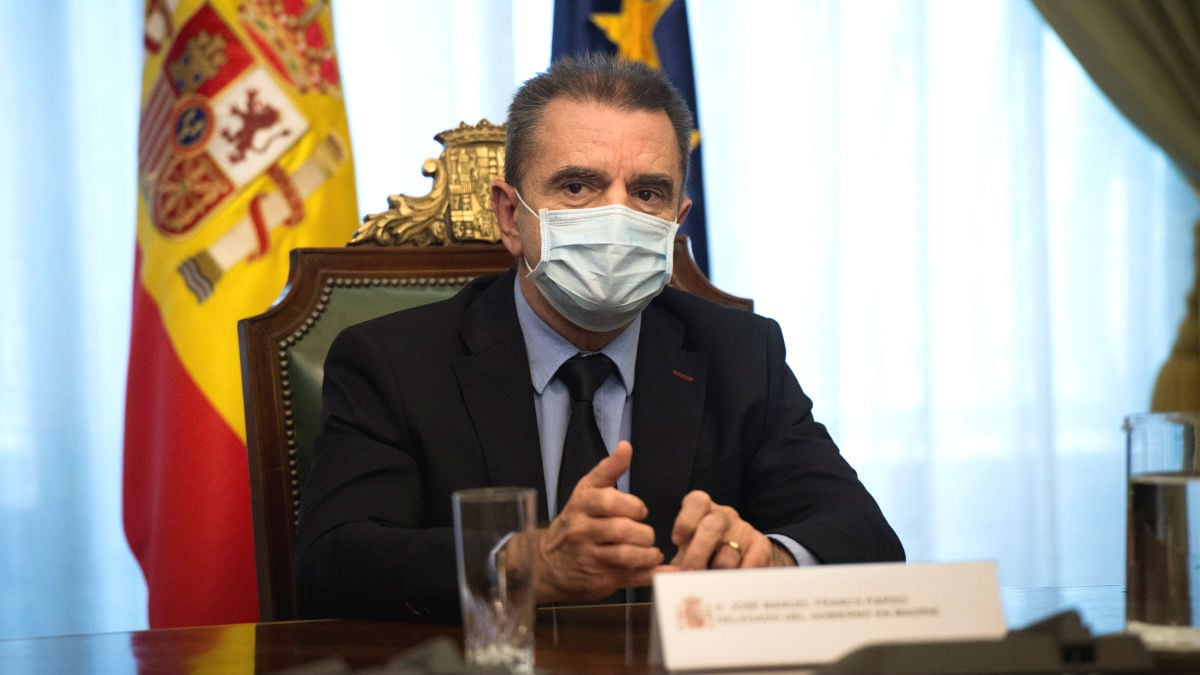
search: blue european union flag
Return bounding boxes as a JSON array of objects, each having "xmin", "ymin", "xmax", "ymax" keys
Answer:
[{"xmin": 552, "ymin": 0, "xmax": 710, "ymax": 276}]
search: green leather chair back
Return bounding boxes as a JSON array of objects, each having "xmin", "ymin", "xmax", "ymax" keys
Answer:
[
  {"xmin": 285, "ymin": 282, "xmax": 467, "ymax": 481},
  {"xmin": 238, "ymin": 244, "xmax": 518, "ymax": 621}
]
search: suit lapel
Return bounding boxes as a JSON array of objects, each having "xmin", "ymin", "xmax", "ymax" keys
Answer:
[
  {"xmin": 630, "ymin": 301, "xmax": 709, "ymax": 554},
  {"xmin": 452, "ymin": 270, "xmax": 551, "ymax": 522}
]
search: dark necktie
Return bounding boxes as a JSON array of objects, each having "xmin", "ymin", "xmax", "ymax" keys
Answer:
[{"xmin": 555, "ymin": 353, "xmax": 616, "ymax": 514}]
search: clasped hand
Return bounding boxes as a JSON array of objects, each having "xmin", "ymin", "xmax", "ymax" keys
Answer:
[{"xmin": 511, "ymin": 440, "xmax": 791, "ymax": 604}]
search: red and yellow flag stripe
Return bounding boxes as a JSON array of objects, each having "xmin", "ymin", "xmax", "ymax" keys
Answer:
[{"xmin": 126, "ymin": 0, "xmax": 358, "ymax": 627}]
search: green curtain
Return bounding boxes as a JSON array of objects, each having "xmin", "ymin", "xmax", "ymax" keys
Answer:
[{"xmin": 1034, "ymin": 0, "xmax": 1200, "ymax": 410}]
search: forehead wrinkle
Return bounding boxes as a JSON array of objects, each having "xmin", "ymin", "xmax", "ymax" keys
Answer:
[{"xmin": 530, "ymin": 99, "xmax": 684, "ymax": 196}]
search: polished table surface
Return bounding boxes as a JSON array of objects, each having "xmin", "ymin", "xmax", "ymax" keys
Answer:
[{"xmin": 1, "ymin": 586, "xmax": 1196, "ymax": 675}]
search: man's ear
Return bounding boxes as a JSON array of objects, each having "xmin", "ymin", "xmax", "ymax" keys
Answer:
[
  {"xmin": 491, "ymin": 178, "xmax": 523, "ymax": 258},
  {"xmin": 676, "ymin": 195, "xmax": 693, "ymax": 226}
]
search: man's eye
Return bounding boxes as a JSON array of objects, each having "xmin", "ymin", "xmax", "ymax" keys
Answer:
[
  {"xmin": 636, "ymin": 189, "xmax": 658, "ymax": 201},
  {"xmin": 566, "ymin": 183, "xmax": 584, "ymax": 194}
]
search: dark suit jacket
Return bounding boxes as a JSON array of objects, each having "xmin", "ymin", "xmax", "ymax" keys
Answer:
[{"xmin": 295, "ymin": 269, "xmax": 904, "ymax": 621}]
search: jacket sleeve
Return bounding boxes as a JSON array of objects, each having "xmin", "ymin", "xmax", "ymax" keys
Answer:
[
  {"xmin": 293, "ymin": 324, "xmax": 460, "ymax": 622},
  {"xmin": 741, "ymin": 318, "xmax": 905, "ymax": 564}
]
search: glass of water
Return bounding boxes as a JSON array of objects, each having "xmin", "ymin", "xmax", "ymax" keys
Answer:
[
  {"xmin": 1125, "ymin": 411, "xmax": 1200, "ymax": 648},
  {"xmin": 453, "ymin": 487, "xmax": 537, "ymax": 673}
]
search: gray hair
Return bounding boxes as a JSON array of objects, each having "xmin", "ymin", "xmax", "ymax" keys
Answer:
[{"xmin": 505, "ymin": 53, "xmax": 693, "ymax": 197}]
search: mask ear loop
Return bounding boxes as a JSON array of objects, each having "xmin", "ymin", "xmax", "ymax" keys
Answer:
[
  {"xmin": 511, "ymin": 188, "xmax": 542, "ymax": 274},
  {"xmin": 512, "ymin": 188, "xmax": 539, "ymax": 219}
]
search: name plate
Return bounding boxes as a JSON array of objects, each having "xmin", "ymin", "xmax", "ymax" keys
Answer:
[{"xmin": 651, "ymin": 561, "xmax": 1004, "ymax": 671}]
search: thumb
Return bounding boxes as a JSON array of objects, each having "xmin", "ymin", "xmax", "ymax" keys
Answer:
[{"xmin": 584, "ymin": 440, "xmax": 633, "ymax": 490}]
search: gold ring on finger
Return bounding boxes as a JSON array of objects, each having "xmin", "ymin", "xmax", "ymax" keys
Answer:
[{"xmin": 726, "ymin": 540, "xmax": 742, "ymax": 555}]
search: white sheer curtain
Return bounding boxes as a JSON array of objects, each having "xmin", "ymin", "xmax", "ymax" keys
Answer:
[
  {"xmin": 692, "ymin": 0, "xmax": 1197, "ymax": 587},
  {"xmin": 0, "ymin": 0, "xmax": 145, "ymax": 639},
  {"xmin": 0, "ymin": 0, "xmax": 1192, "ymax": 639},
  {"xmin": 332, "ymin": 0, "xmax": 553, "ymax": 208}
]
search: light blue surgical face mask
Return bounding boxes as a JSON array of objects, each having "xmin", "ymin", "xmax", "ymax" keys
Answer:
[{"xmin": 514, "ymin": 190, "xmax": 679, "ymax": 332}]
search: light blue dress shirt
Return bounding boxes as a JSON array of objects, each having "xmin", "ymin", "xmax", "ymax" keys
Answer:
[
  {"xmin": 512, "ymin": 278, "xmax": 816, "ymax": 566},
  {"xmin": 513, "ymin": 277, "xmax": 638, "ymax": 515}
]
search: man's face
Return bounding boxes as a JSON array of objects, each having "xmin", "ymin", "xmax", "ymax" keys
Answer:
[{"xmin": 495, "ymin": 97, "xmax": 691, "ymax": 266}]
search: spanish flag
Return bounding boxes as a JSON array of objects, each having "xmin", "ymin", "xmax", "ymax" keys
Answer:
[
  {"xmin": 552, "ymin": 0, "xmax": 709, "ymax": 275},
  {"xmin": 126, "ymin": 0, "xmax": 357, "ymax": 627}
]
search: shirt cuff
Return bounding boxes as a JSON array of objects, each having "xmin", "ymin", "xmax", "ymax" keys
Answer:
[{"xmin": 766, "ymin": 533, "xmax": 819, "ymax": 566}]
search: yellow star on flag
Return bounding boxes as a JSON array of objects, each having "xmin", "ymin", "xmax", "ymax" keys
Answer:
[{"xmin": 590, "ymin": 0, "xmax": 674, "ymax": 69}]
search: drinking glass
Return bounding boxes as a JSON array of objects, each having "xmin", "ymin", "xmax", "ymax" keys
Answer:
[
  {"xmin": 453, "ymin": 487, "xmax": 537, "ymax": 673},
  {"xmin": 1125, "ymin": 412, "xmax": 1200, "ymax": 648}
]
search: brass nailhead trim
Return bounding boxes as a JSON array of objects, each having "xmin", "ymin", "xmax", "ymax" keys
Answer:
[{"xmin": 277, "ymin": 275, "xmax": 473, "ymax": 527}]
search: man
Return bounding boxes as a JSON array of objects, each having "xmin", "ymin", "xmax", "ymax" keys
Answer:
[{"xmin": 295, "ymin": 54, "xmax": 903, "ymax": 621}]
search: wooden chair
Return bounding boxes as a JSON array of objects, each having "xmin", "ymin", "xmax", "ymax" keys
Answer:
[{"xmin": 238, "ymin": 120, "xmax": 752, "ymax": 622}]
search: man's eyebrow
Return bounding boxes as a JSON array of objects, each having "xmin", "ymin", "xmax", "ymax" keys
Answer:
[
  {"xmin": 631, "ymin": 173, "xmax": 677, "ymax": 199},
  {"xmin": 544, "ymin": 165, "xmax": 607, "ymax": 188}
]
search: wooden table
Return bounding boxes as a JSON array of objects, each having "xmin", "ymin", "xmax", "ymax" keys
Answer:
[{"xmin": 1, "ymin": 587, "xmax": 1196, "ymax": 674}]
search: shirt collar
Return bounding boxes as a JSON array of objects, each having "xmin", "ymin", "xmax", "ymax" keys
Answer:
[{"xmin": 513, "ymin": 276, "xmax": 639, "ymax": 396}]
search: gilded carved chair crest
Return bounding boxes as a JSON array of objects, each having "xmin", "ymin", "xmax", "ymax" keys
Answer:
[{"xmin": 350, "ymin": 119, "xmax": 505, "ymax": 246}]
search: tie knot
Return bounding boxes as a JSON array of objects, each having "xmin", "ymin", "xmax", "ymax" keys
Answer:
[{"xmin": 557, "ymin": 353, "xmax": 615, "ymax": 403}]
